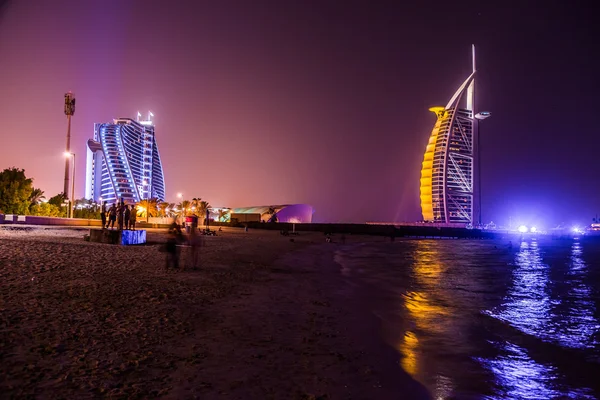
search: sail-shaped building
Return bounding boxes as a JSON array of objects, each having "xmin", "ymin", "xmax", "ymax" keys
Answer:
[
  {"xmin": 420, "ymin": 46, "xmax": 481, "ymax": 226},
  {"xmin": 85, "ymin": 116, "xmax": 166, "ymax": 205}
]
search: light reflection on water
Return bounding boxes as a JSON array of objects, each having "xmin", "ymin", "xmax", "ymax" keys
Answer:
[
  {"xmin": 481, "ymin": 341, "xmax": 593, "ymax": 400},
  {"xmin": 396, "ymin": 246, "xmax": 456, "ymax": 398},
  {"xmin": 487, "ymin": 240, "xmax": 553, "ymax": 339},
  {"xmin": 335, "ymin": 239, "xmax": 600, "ymax": 399},
  {"xmin": 480, "ymin": 239, "xmax": 599, "ymax": 399},
  {"xmin": 487, "ymin": 240, "xmax": 600, "ymax": 350},
  {"xmin": 563, "ymin": 242, "xmax": 600, "ymax": 349}
]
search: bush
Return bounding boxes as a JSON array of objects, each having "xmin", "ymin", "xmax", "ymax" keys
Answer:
[{"xmin": 30, "ymin": 203, "xmax": 63, "ymax": 217}]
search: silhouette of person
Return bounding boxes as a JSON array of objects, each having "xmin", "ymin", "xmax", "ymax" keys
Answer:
[
  {"xmin": 124, "ymin": 205, "xmax": 131, "ymax": 230},
  {"xmin": 130, "ymin": 206, "xmax": 137, "ymax": 230},
  {"xmin": 101, "ymin": 201, "xmax": 107, "ymax": 229},
  {"xmin": 107, "ymin": 204, "xmax": 117, "ymax": 229},
  {"xmin": 117, "ymin": 204, "xmax": 124, "ymax": 230},
  {"xmin": 166, "ymin": 222, "xmax": 184, "ymax": 271}
]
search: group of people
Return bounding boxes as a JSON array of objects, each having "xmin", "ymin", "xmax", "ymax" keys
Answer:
[{"xmin": 100, "ymin": 201, "xmax": 137, "ymax": 230}]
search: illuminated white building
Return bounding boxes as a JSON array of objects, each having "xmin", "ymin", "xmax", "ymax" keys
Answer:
[
  {"xmin": 85, "ymin": 113, "xmax": 166, "ymax": 204},
  {"xmin": 420, "ymin": 46, "xmax": 481, "ymax": 225}
]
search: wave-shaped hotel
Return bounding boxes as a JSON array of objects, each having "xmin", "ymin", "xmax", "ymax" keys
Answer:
[
  {"xmin": 85, "ymin": 114, "xmax": 166, "ymax": 205},
  {"xmin": 420, "ymin": 46, "xmax": 489, "ymax": 226}
]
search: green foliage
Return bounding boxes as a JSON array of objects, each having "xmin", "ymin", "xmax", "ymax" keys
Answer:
[
  {"xmin": 0, "ymin": 168, "xmax": 34, "ymax": 214},
  {"xmin": 45, "ymin": 193, "xmax": 68, "ymax": 217},
  {"xmin": 29, "ymin": 188, "xmax": 45, "ymax": 205},
  {"xmin": 73, "ymin": 198, "xmax": 101, "ymax": 219},
  {"xmin": 73, "ymin": 209, "xmax": 100, "ymax": 219},
  {"xmin": 30, "ymin": 202, "xmax": 62, "ymax": 217},
  {"xmin": 48, "ymin": 193, "xmax": 67, "ymax": 207}
]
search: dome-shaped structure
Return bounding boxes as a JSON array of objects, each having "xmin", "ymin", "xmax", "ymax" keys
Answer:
[{"xmin": 230, "ymin": 204, "xmax": 314, "ymax": 223}]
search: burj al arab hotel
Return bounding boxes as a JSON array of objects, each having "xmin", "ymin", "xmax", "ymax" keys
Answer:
[{"xmin": 420, "ymin": 45, "xmax": 489, "ymax": 226}]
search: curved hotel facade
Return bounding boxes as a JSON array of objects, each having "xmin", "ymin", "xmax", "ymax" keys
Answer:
[
  {"xmin": 420, "ymin": 47, "xmax": 477, "ymax": 226},
  {"xmin": 85, "ymin": 117, "xmax": 166, "ymax": 205}
]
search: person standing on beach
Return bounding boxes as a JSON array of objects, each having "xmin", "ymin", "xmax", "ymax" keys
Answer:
[
  {"xmin": 107, "ymin": 204, "xmax": 117, "ymax": 229},
  {"xmin": 101, "ymin": 201, "xmax": 107, "ymax": 229},
  {"xmin": 124, "ymin": 205, "xmax": 131, "ymax": 230},
  {"xmin": 165, "ymin": 223, "xmax": 183, "ymax": 271},
  {"xmin": 117, "ymin": 204, "xmax": 124, "ymax": 230},
  {"xmin": 130, "ymin": 206, "xmax": 137, "ymax": 230}
]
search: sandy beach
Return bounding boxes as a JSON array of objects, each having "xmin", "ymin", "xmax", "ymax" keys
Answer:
[{"xmin": 0, "ymin": 226, "xmax": 427, "ymax": 399}]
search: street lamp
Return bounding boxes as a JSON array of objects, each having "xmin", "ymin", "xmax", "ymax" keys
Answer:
[
  {"xmin": 64, "ymin": 152, "xmax": 75, "ymax": 218},
  {"xmin": 63, "ymin": 92, "xmax": 76, "ymax": 197},
  {"xmin": 474, "ymin": 111, "xmax": 491, "ymax": 227},
  {"xmin": 177, "ymin": 192, "xmax": 183, "ymax": 199}
]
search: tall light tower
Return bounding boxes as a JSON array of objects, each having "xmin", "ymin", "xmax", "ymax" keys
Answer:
[
  {"xmin": 64, "ymin": 152, "xmax": 76, "ymax": 218},
  {"xmin": 475, "ymin": 111, "xmax": 491, "ymax": 227},
  {"xmin": 63, "ymin": 92, "xmax": 76, "ymax": 198}
]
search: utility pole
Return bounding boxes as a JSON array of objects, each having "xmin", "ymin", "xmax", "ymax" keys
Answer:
[{"xmin": 63, "ymin": 92, "xmax": 76, "ymax": 198}]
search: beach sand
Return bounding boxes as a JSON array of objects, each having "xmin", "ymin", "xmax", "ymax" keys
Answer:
[{"xmin": 0, "ymin": 226, "xmax": 428, "ymax": 399}]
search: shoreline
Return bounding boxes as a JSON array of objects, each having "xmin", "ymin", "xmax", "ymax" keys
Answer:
[{"xmin": 0, "ymin": 226, "xmax": 427, "ymax": 398}]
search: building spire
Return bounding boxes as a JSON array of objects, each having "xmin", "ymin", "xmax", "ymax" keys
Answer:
[{"xmin": 467, "ymin": 44, "xmax": 475, "ymax": 112}]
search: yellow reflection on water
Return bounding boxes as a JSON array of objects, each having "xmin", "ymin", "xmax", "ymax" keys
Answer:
[
  {"xmin": 396, "ymin": 244, "xmax": 447, "ymax": 380},
  {"xmin": 400, "ymin": 330, "xmax": 419, "ymax": 376}
]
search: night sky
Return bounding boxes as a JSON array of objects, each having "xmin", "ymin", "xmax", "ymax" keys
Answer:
[{"xmin": 0, "ymin": 0, "xmax": 598, "ymax": 226}]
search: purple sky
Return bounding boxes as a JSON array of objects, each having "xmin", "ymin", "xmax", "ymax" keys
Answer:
[{"xmin": 0, "ymin": 0, "xmax": 598, "ymax": 226}]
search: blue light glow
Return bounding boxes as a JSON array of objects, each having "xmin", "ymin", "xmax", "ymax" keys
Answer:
[{"xmin": 482, "ymin": 240, "xmax": 599, "ymax": 398}]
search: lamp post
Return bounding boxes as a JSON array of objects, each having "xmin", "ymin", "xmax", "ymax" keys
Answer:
[
  {"xmin": 63, "ymin": 92, "xmax": 76, "ymax": 198},
  {"xmin": 64, "ymin": 152, "xmax": 75, "ymax": 218},
  {"xmin": 474, "ymin": 112, "xmax": 491, "ymax": 227}
]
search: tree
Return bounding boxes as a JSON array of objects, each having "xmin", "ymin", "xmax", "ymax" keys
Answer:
[
  {"xmin": 195, "ymin": 200, "xmax": 211, "ymax": 225},
  {"xmin": 73, "ymin": 198, "xmax": 100, "ymax": 219},
  {"xmin": 191, "ymin": 198, "xmax": 201, "ymax": 213},
  {"xmin": 47, "ymin": 193, "xmax": 68, "ymax": 217},
  {"xmin": 177, "ymin": 200, "xmax": 192, "ymax": 217},
  {"xmin": 48, "ymin": 193, "xmax": 67, "ymax": 207},
  {"xmin": 30, "ymin": 202, "xmax": 62, "ymax": 217},
  {"xmin": 0, "ymin": 168, "xmax": 34, "ymax": 215},
  {"xmin": 157, "ymin": 201, "xmax": 171, "ymax": 217},
  {"xmin": 137, "ymin": 198, "xmax": 158, "ymax": 222},
  {"xmin": 29, "ymin": 188, "xmax": 45, "ymax": 206},
  {"xmin": 166, "ymin": 203, "xmax": 176, "ymax": 217}
]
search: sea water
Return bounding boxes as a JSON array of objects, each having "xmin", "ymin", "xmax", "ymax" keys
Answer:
[{"xmin": 335, "ymin": 238, "xmax": 600, "ymax": 399}]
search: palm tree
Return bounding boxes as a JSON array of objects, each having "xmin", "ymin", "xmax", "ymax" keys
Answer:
[
  {"xmin": 177, "ymin": 200, "xmax": 192, "ymax": 217},
  {"xmin": 196, "ymin": 200, "xmax": 211, "ymax": 225},
  {"xmin": 166, "ymin": 203, "xmax": 176, "ymax": 217},
  {"xmin": 137, "ymin": 198, "xmax": 158, "ymax": 222},
  {"xmin": 157, "ymin": 201, "xmax": 171, "ymax": 217},
  {"xmin": 29, "ymin": 188, "xmax": 45, "ymax": 205},
  {"xmin": 191, "ymin": 198, "xmax": 201, "ymax": 215}
]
